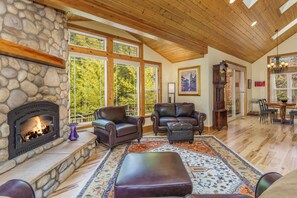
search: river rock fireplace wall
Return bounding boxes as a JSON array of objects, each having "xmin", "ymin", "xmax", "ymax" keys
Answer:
[
  {"xmin": 7, "ymin": 102, "xmax": 60, "ymax": 159},
  {"xmin": 0, "ymin": 0, "xmax": 69, "ymax": 173}
]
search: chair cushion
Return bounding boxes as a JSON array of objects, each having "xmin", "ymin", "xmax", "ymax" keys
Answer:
[
  {"xmin": 177, "ymin": 117, "xmax": 198, "ymax": 125},
  {"xmin": 116, "ymin": 123, "xmax": 137, "ymax": 137},
  {"xmin": 155, "ymin": 103, "xmax": 176, "ymax": 117},
  {"xmin": 259, "ymin": 169, "xmax": 297, "ymax": 198},
  {"xmin": 289, "ymin": 110, "xmax": 297, "ymax": 115},
  {"xmin": 176, "ymin": 103, "xmax": 195, "ymax": 117},
  {"xmin": 99, "ymin": 106, "xmax": 126, "ymax": 124},
  {"xmin": 160, "ymin": 117, "xmax": 178, "ymax": 126}
]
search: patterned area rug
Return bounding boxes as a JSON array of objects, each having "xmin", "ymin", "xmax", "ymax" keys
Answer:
[{"xmin": 78, "ymin": 136, "xmax": 262, "ymax": 198}]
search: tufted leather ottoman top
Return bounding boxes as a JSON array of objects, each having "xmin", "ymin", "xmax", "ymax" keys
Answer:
[
  {"xmin": 167, "ymin": 121, "xmax": 193, "ymax": 131},
  {"xmin": 114, "ymin": 152, "xmax": 192, "ymax": 198}
]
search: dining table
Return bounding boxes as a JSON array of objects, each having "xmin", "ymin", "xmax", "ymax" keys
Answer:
[{"xmin": 269, "ymin": 102, "xmax": 296, "ymax": 124}]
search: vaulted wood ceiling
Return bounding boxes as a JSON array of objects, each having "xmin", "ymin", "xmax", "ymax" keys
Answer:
[
  {"xmin": 34, "ymin": 0, "xmax": 297, "ymax": 63},
  {"xmin": 131, "ymin": 34, "xmax": 204, "ymax": 63}
]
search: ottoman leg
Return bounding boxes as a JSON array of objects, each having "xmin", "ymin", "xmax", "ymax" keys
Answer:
[
  {"xmin": 189, "ymin": 140, "xmax": 193, "ymax": 144},
  {"xmin": 169, "ymin": 140, "xmax": 173, "ymax": 144},
  {"xmin": 137, "ymin": 138, "xmax": 141, "ymax": 143}
]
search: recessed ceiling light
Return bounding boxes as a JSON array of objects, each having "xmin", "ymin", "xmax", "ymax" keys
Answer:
[
  {"xmin": 229, "ymin": 0, "xmax": 235, "ymax": 4},
  {"xmin": 251, "ymin": 21, "xmax": 257, "ymax": 26}
]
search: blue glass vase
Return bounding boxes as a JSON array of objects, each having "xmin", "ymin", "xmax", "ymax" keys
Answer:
[{"xmin": 68, "ymin": 123, "xmax": 79, "ymax": 141}]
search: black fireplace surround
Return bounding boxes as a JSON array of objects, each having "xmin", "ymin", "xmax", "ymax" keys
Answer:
[{"xmin": 8, "ymin": 101, "xmax": 60, "ymax": 159}]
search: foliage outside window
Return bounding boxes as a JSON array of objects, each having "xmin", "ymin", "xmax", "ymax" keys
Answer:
[
  {"xmin": 113, "ymin": 40, "xmax": 139, "ymax": 57},
  {"xmin": 270, "ymin": 73, "xmax": 297, "ymax": 103},
  {"xmin": 70, "ymin": 55, "xmax": 106, "ymax": 123},
  {"xmin": 69, "ymin": 30, "xmax": 106, "ymax": 51},
  {"xmin": 114, "ymin": 61, "xmax": 139, "ymax": 115},
  {"xmin": 145, "ymin": 64, "xmax": 159, "ymax": 115}
]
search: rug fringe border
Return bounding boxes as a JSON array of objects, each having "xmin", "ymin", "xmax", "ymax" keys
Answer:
[{"xmin": 76, "ymin": 147, "xmax": 112, "ymax": 198}]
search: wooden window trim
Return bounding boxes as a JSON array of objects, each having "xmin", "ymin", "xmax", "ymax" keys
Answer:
[
  {"xmin": 267, "ymin": 52, "xmax": 297, "ymax": 103},
  {"xmin": 68, "ymin": 27, "xmax": 161, "ymax": 118},
  {"xmin": 142, "ymin": 60, "xmax": 162, "ymax": 116}
]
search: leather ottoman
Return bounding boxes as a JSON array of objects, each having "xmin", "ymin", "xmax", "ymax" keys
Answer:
[
  {"xmin": 114, "ymin": 152, "xmax": 192, "ymax": 198},
  {"xmin": 167, "ymin": 122, "xmax": 194, "ymax": 144}
]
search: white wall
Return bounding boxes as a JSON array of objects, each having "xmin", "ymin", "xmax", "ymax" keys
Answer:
[
  {"xmin": 143, "ymin": 45, "xmax": 173, "ymax": 126},
  {"xmin": 252, "ymin": 33, "xmax": 297, "ymax": 103},
  {"xmin": 170, "ymin": 56, "xmax": 211, "ymax": 125},
  {"xmin": 165, "ymin": 47, "xmax": 252, "ymax": 127}
]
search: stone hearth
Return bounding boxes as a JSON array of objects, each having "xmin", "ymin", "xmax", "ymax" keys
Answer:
[{"xmin": 0, "ymin": 132, "xmax": 96, "ymax": 198}]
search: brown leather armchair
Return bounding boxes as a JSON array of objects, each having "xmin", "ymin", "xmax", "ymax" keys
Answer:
[
  {"xmin": 0, "ymin": 179, "xmax": 35, "ymax": 198},
  {"xmin": 151, "ymin": 103, "xmax": 206, "ymax": 136},
  {"xmin": 93, "ymin": 106, "xmax": 144, "ymax": 148}
]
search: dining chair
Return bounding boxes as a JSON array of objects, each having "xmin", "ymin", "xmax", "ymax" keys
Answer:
[
  {"xmin": 262, "ymin": 98, "xmax": 278, "ymax": 121},
  {"xmin": 258, "ymin": 99, "xmax": 269, "ymax": 123},
  {"xmin": 289, "ymin": 99, "xmax": 297, "ymax": 124}
]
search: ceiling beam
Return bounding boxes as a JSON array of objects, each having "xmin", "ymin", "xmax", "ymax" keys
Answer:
[{"xmin": 33, "ymin": 0, "xmax": 208, "ymax": 55}]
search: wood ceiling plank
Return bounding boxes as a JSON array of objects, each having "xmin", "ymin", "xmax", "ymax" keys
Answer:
[
  {"xmin": 132, "ymin": 33, "xmax": 203, "ymax": 63},
  {"xmin": 34, "ymin": 0, "xmax": 297, "ymax": 63},
  {"xmin": 33, "ymin": 0, "xmax": 208, "ymax": 55}
]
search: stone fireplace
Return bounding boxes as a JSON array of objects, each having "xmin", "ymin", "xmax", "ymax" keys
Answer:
[
  {"xmin": 0, "ymin": 0, "xmax": 69, "ymax": 168},
  {"xmin": 7, "ymin": 101, "xmax": 60, "ymax": 159},
  {"xmin": 0, "ymin": 1, "xmax": 97, "ymax": 197}
]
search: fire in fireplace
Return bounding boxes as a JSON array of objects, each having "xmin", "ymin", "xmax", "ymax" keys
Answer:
[
  {"xmin": 20, "ymin": 115, "xmax": 54, "ymax": 143},
  {"xmin": 8, "ymin": 101, "xmax": 60, "ymax": 159}
]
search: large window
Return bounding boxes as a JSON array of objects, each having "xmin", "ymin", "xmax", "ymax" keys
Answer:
[
  {"xmin": 144, "ymin": 63, "xmax": 159, "ymax": 115},
  {"xmin": 69, "ymin": 28, "xmax": 162, "ymax": 123},
  {"xmin": 113, "ymin": 40, "xmax": 139, "ymax": 57},
  {"xmin": 69, "ymin": 30, "xmax": 106, "ymax": 51},
  {"xmin": 70, "ymin": 54, "xmax": 106, "ymax": 123},
  {"xmin": 114, "ymin": 60, "xmax": 139, "ymax": 115},
  {"xmin": 270, "ymin": 73, "xmax": 297, "ymax": 103}
]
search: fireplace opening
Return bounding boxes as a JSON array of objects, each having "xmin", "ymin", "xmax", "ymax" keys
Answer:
[
  {"xmin": 20, "ymin": 115, "xmax": 54, "ymax": 143},
  {"xmin": 8, "ymin": 101, "xmax": 60, "ymax": 159}
]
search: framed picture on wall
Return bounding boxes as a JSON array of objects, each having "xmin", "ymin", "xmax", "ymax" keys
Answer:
[{"xmin": 178, "ymin": 66, "xmax": 201, "ymax": 96}]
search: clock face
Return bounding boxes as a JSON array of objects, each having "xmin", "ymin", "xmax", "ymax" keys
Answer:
[{"xmin": 220, "ymin": 70, "xmax": 226, "ymax": 82}]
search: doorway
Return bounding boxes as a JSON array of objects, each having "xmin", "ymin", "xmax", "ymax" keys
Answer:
[{"xmin": 225, "ymin": 65, "xmax": 245, "ymax": 121}]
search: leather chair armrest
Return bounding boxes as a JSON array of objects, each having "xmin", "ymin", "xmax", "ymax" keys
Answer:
[
  {"xmin": 193, "ymin": 111, "xmax": 207, "ymax": 121},
  {"xmin": 126, "ymin": 116, "xmax": 145, "ymax": 126},
  {"xmin": 255, "ymin": 172, "xmax": 282, "ymax": 198},
  {"xmin": 151, "ymin": 111, "xmax": 160, "ymax": 135},
  {"xmin": 193, "ymin": 111, "xmax": 206, "ymax": 134},
  {"xmin": 92, "ymin": 119, "xmax": 116, "ymax": 131},
  {"xmin": 151, "ymin": 111, "xmax": 160, "ymax": 122},
  {"xmin": 0, "ymin": 179, "xmax": 35, "ymax": 198}
]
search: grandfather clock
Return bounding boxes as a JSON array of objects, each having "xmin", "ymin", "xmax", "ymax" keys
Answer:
[{"xmin": 213, "ymin": 61, "xmax": 228, "ymax": 130}]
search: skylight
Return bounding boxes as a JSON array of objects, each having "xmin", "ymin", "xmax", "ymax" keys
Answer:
[
  {"xmin": 243, "ymin": 0, "xmax": 258, "ymax": 9},
  {"xmin": 272, "ymin": 18, "xmax": 297, "ymax": 40},
  {"xmin": 279, "ymin": 0, "xmax": 297, "ymax": 14}
]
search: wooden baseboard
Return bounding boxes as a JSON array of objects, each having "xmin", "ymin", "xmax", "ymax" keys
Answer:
[
  {"xmin": 204, "ymin": 126, "xmax": 213, "ymax": 131},
  {"xmin": 143, "ymin": 125, "xmax": 153, "ymax": 133}
]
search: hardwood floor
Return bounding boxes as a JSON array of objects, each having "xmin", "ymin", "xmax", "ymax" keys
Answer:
[{"xmin": 50, "ymin": 116, "xmax": 297, "ymax": 197}]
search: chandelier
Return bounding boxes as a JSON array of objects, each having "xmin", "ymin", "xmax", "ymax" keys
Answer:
[{"xmin": 267, "ymin": 29, "xmax": 289, "ymax": 73}]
